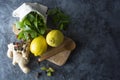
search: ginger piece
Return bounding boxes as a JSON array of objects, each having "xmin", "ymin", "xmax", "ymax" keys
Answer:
[
  {"xmin": 12, "ymin": 50, "xmax": 30, "ymax": 73},
  {"xmin": 7, "ymin": 42, "xmax": 30, "ymax": 74}
]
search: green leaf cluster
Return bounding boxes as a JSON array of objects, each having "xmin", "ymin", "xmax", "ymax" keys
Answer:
[
  {"xmin": 41, "ymin": 66, "xmax": 55, "ymax": 76},
  {"xmin": 16, "ymin": 11, "xmax": 47, "ymax": 40},
  {"xmin": 47, "ymin": 8, "xmax": 70, "ymax": 30},
  {"xmin": 15, "ymin": 8, "xmax": 70, "ymax": 41}
]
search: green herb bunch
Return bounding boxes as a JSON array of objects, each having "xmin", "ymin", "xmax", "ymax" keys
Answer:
[
  {"xmin": 16, "ymin": 11, "xmax": 47, "ymax": 40},
  {"xmin": 47, "ymin": 8, "xmax": 70, "ymax": 30}
]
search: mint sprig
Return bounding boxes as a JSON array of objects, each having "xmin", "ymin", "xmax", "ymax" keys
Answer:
[{"xmin": 47, "ymin": 8, "xmax": 70, "ymax": 30}]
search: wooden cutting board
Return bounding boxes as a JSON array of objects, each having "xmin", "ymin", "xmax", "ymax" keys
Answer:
[
  {"xmin": 47, "ymin": 50, "xmax": 72, "ymax": 66},
  {"xmin": 12, "ymin": 25, "xmax": 76, "ymax": 66}
]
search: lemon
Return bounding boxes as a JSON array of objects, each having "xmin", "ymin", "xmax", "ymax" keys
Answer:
[
  {"xmin": 46, "ymin": 30, "xmax": 64, "ymax": 47},
  {"xmin": 30, "ymin": 36, "xmax": 47, "ymax": 56}
]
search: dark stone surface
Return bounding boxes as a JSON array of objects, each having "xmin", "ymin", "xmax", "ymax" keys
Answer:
[{"xmin": 0, "ymin": 0, "xmax": 120, "ymax": 80}]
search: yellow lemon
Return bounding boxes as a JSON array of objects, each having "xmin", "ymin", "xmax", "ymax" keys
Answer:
[
  {"xmin": 46, "ymin": 30, "xmax": 64, "ymax": 47},
  {"xmin": 30, "ymin": 36, "xmax": 47, "ymax": 56}
]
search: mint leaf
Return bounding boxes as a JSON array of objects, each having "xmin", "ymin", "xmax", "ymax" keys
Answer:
[{"xmin": 15, "ymin": 21, "xmax": 23, "ymax": 29}]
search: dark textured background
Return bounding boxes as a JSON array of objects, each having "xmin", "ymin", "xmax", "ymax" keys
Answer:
[{"xmin": 0, "ymin": 0, "xmax": 120, "ymax": 80}]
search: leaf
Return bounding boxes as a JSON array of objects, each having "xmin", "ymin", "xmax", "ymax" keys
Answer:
[
  {"xmin": 34, "ymin": 13, "xmax": 38, "ymax": 28},
  {"xmin": 29, "ymin": 30, "xmax": 38, "ymax": 39},
  {"xmin": 17, "ymin": 31, "xmax": 25, "ymax": 40},
  {"xmin": 59, "ymin": 24, "xmax": 64, "ymax": 30},
  {"xmin": 23, "ymin": 19, "xmax": 31, "ymax": 26},
  {"xmin": 40, "ymin": 26, "xmax": 46, "ymax": 35},
  {"xmin": 15, "ymin": 21, "xmax": 24, "ymax": 29},
  {"xmin": 34, "ymin": 21, "xmax": 38, "ymax": 28},
  {"xmin": 48, "ymin": 67, "xmax": 55, "ymax": 72},
  {"xmin": 41, "ymin": 66, "xmax": 47, "ymax": 71},
  {"xmin": 47, "ymin": 72, "xmax": 52, "ymax": 77},
  {"xmin": 27, "ymin": 13, "xmax": 35, "ymax": 22}
]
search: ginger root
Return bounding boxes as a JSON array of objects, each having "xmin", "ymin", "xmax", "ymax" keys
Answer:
[{"xmin": 7, "ymin": 42, "xmax": 30, "ymax": 74}]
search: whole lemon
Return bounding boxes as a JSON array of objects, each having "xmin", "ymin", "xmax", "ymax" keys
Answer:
[
  {"xmin": 46, "ymin": 30, "xmax": 64, "ymax": 47},
  {"xmin": 30, "ymin": 36, "xmax": 47, "ymax": 56}
]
